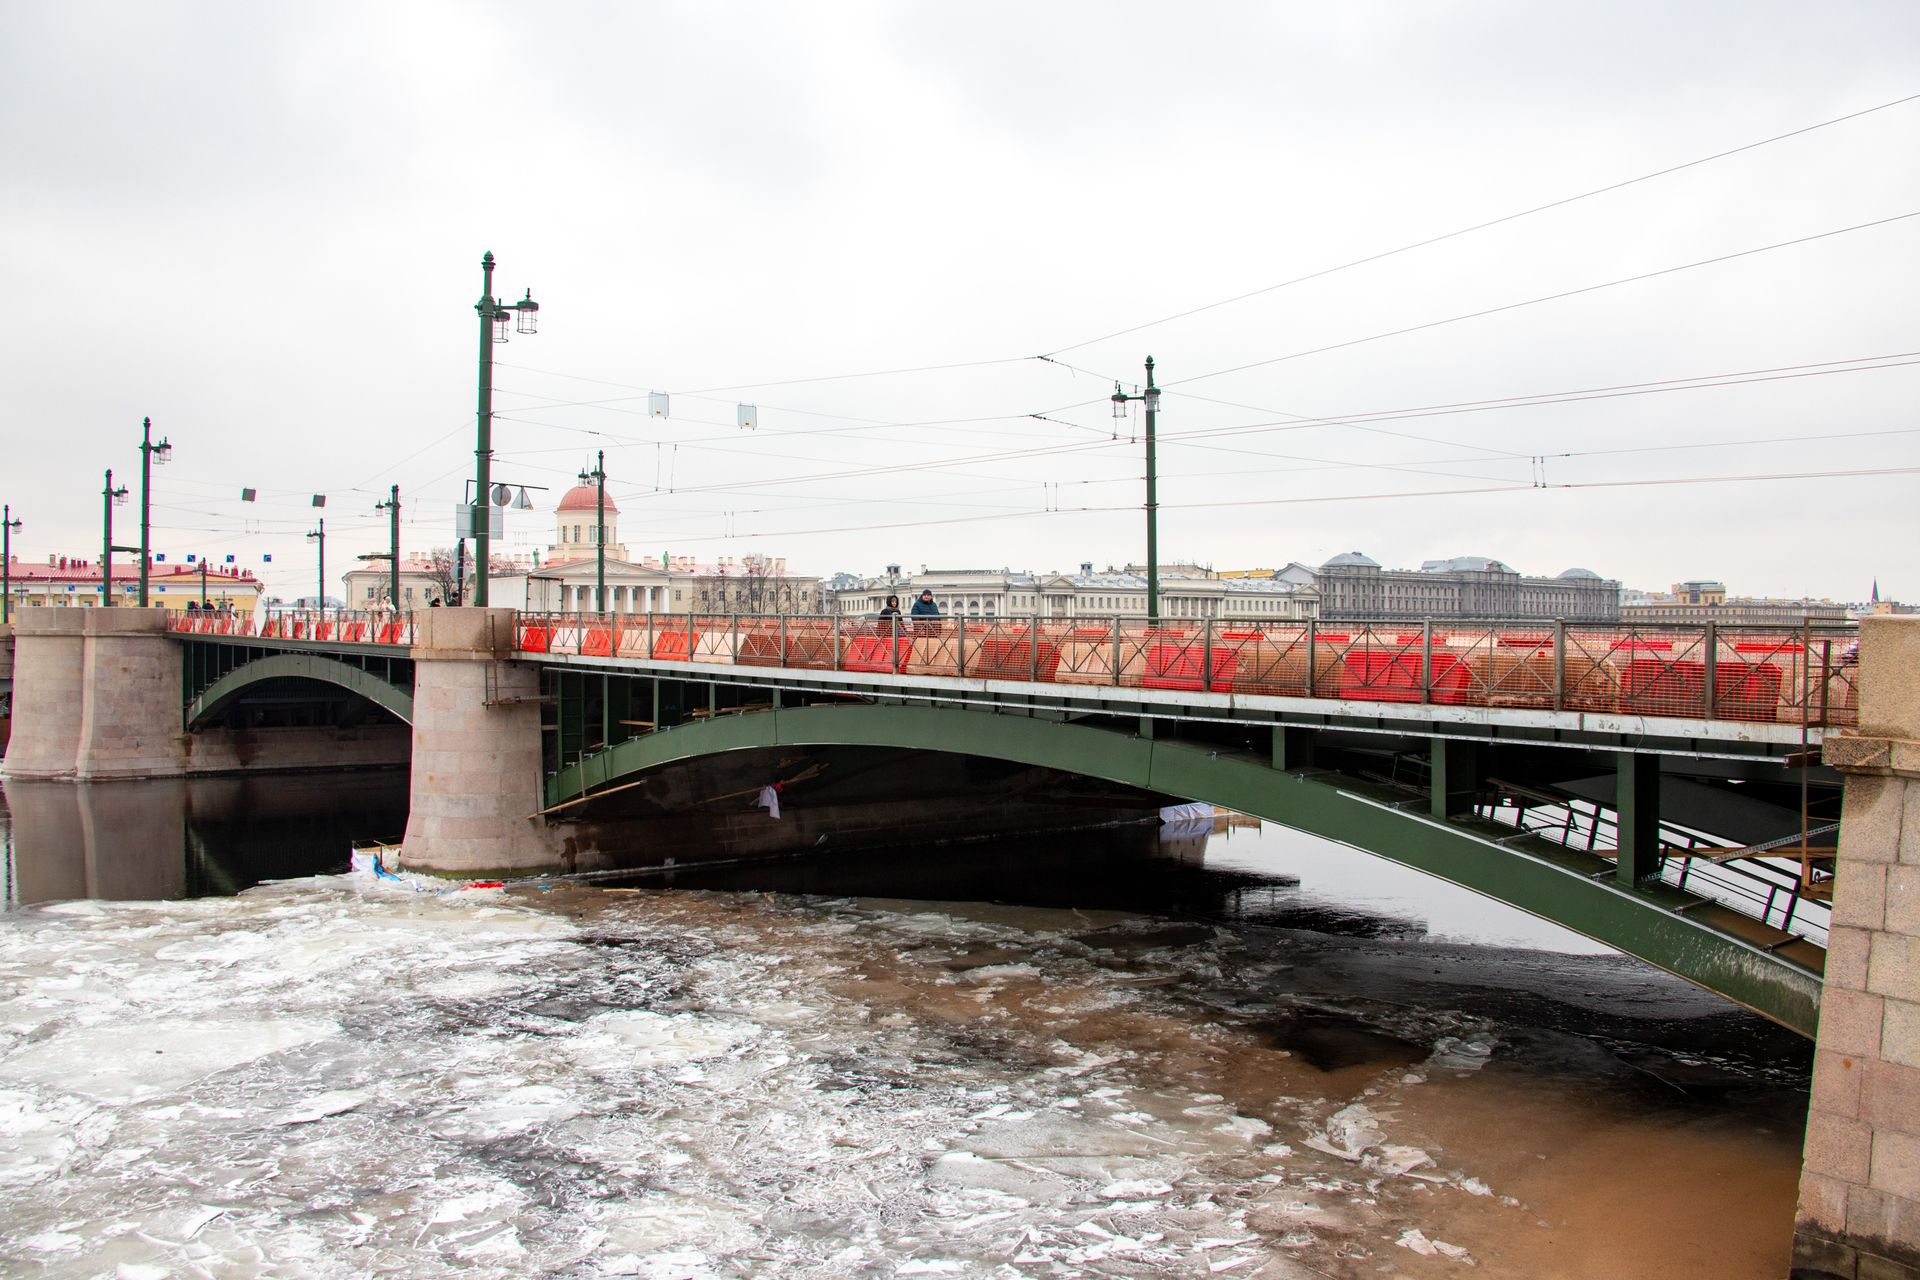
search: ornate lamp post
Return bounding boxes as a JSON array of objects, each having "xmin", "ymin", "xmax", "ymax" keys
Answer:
[
  {"xmin": 1110, "ymin": 356, "xmax": 1163, "ymax": 621},
  {"xmin": 579, "ymin": 450, "xmax": 607, "ymax": 613},
  {"xmin": 471, "ymin": 251, "xmax": 541, "ymax": 607},
  {"xmin": 101, "ymin": 470, "xmax": 131, "ymax": 607},
  {"xmin": 306, "ymin": 518, "xmax": 325, "ymax": 612},
  {"xmin": 136, "ymin": 416, "xmax": 172, "ymax": 605},
  {"xmin": 375, "ymin": 485, "xmax": 401, "ymax": 609},
  {"xmin": 2, "ymin": 504, "xmax": 19, "ymax": 624}
]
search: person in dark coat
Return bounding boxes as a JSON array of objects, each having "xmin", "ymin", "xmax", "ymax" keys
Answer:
[
  {"xmin": 877, "ymin": 595, "xmax": 901, "ymax": 618},
  {"xmin": 910, "ymin": 590, "xmax": 939, "ymax": 618}
]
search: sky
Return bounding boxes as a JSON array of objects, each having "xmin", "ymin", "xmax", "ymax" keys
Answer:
[{"xmin": 4, "ymin": 0, "xmax": 1917, "ymax": 605}]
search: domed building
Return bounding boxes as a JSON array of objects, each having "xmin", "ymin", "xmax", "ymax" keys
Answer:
[
  {"xmin": 483, "ymin": 478, "xmax": 822, "ymax": 616},
  {"xmin": 550, "ymin": 483, "xmax": 629, "ymax": 563}
]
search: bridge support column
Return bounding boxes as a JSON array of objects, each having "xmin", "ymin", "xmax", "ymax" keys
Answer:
[
  {"xmin": 1272, "ymin": 725, "xmax": 1313, "ymax": 772},
  {"xmin": 397, "ymin": 608, "xmax": 566, "ymax": 876},
  {"xmin": 1429, "ymin": 737, "xmax": 1479, "ymax": 819},
  {"xmin": 1614, "ymin": 751, "xmax": 1661, "ymax": 887},
  {"xmin": 1794, "ymin": 616, "xmax": 1920, "ymax": 1280},
  {"xmin": 2, "ymin": 608, "xmax": 184, "ymax": 780}
]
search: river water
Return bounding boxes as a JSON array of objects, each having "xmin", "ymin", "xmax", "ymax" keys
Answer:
[{"xmin": 0, "ymin": 771, "xmax": 1812, "ymax": 1278}]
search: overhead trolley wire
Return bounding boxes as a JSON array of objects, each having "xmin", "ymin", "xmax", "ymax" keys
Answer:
[
  {"xmin": 1168, "ymin": 211, "xmax": 1920, "ymax": 388},
  {"xmin": 1042, "ymin": 90, "xmax": 1920, "ymax": 357}
]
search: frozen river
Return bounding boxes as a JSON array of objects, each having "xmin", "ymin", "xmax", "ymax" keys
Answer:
[{"xmin": 1, "ymin": 777, "xmax": 1811, "ymax": 1278}]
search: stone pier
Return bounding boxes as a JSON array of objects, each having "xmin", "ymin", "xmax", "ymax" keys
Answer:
[
  {"xmin": 395, "ymin": 608, "xmax": 565, "ymax": 876},
  {"xmin": 2, "ymin": 608, "xmax": 184, "ymax": 780},
  {"xmin": 1795, "ymin": 615, "xmax": 1920, "ymax": 1279}
]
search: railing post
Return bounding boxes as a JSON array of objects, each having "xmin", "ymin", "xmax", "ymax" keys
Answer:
[
  {"xmin": 686, "ymin": 609, "xmax": 694, "ymax": 663},
  {"xmin": 833, "ymin": 613, "xmax": 842, "ymax": 672},
  {"xmin": 1552, "ymin": 619, "xmax": 1566, "ymax": 712},
  {"xmin": 1819, "ymin": 635, "xmax": 1832, "ymax": 724},
  {"xmin": 779, "ymin": 612, "xmax": 789, "ymax": 670},
  {"xmin": 1203, "ymin": 618, "xmax": 1215, "ymax": 693},
  {"xmin": 956, "ymin": 615, "xmax": 967, "ymax": 677},
  {"xmin": 1420, "ymin": 619, "xmax": 1433, "ymax": 705},
  {"xmin": 646, "ymin": 608, "xmax": 655, "ymax": 659},
  {"xmin": 1305, "ymin": 618, "xmax": 1317, "ymax": 698},
  {"xmin": 731, "ymin": 612, "xmax": 739, "ymax": 668},
  {"xmin": 1111, "ymin": 615, "xmax": 1121, "ymax": 686},
  {"xmin": 1701, "ymin": 621, "xmax": 1717, "ymax": 719}
]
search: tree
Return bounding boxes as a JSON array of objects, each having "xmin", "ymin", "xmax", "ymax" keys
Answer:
[
  {"xmin": 424, "ymin": 547, "xmax": 461, "ymax": 606},
  {"xmin": 690, "ymin": 555, "xmax": 815, "ymax": 615}
]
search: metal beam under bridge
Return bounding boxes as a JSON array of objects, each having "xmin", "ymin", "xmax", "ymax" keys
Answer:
[{"xmin": 548, "ymin": 702, "xmax": 1823, "ymax": 1036}]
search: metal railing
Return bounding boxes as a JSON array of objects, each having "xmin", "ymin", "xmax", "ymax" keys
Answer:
[
  {"xmin": 515, "ymin": 613, "xmax": 1861, "ymax": 727},
  {"xmin": 166, "ymin": 609, "xmax": 417, "ymax": 647}
]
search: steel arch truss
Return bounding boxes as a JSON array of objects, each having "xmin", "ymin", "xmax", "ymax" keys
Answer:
[
  {"xmin": 549, "ymin": 703, "xmax": 1821, "ymax": 1035},
  {"xmin": 184, "ymin": 648, "xmax": 415, "ymax": 730}
]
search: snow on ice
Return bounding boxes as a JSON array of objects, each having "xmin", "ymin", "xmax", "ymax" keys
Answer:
[{"xmin": 0, "ymin": 874, "xmax": 1514, "ymax": 1277}]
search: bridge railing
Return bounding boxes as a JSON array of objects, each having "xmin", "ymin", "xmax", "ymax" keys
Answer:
[
  {"xmin": 167, "ymin": 609, "xmax": 417, "ymax": 647},
  {"xmin": 517, "ymin": 613, "xmax": 1861, "ymax": 727}
]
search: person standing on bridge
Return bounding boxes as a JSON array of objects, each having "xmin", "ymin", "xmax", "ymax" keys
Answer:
[
  {"xmin": 878, "ymin": 595, "xmax": 901, "ymax": 619},
  {"xmin": 910, "ymin": 590, "xmax": 939, "ymax": 619}
]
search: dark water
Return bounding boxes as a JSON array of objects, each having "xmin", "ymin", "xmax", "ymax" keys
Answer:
[{"xmin": 1, "ymin": 769, "xmax": 408, "ymax": 906}]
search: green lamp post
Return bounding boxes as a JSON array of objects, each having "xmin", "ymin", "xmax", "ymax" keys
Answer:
[
  {"xmin": 471, "ymin": 251, "xmax": 541, "ymax": 607},
  {"xmin": 579, "ymin": 450, "xmax": 607, "ymax": 613},
  {"xmin": 1110, "ymin": 356, "xmax": 1163, "ymax": 622},
  {"xmin": 306, "ymin": 518, "xmax": 325, "ymax": 612},
  {"xmin": 2, "ymin": 505, "xmax": 20, "ymax": 623},
  {"xmin": 101, "ymin": 470, "xmax": 131, "ymax": 606},
  {"xmin": 136, "ymin": 416, "xmax": 172, "ymax": 605}
]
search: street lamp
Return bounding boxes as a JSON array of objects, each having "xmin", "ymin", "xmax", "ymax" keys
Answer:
[
  {"xmin": 373, "ymin": 485, "xmax": 401, "ymax": 609},
  {"xmin": 579, "ymin": 450, "xmax": 607, "ymax": 613},
  {"xmin": 471, "ymin": 251, "xmax": 541, "ymax": 607},
  {"xmin": 306, "ymin": 518, "xmax": 325, "ymax": 612},
  {"xmin": 136, "ymin": 416, "xmax": 172, "ymax": 606},
  {"xmin": 1110, "ymin": 356, "xmax": 1163, "ymax": 622},
  {"xmin": 101, "ymin": 470, "xmax": 131, "ymax": 607},
  {"xmin": 2, "ymin": 505, "xmax": 19, "ymax": 624}
]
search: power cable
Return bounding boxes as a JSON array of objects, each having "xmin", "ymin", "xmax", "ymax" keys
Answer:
[
  {"xmin": 1044, "ymin": 91, "xmax": 1920, "ymax": 357},
  {"xmin": 1170, "ymin": 211, "xmax": 1920, "ymax": 387}
]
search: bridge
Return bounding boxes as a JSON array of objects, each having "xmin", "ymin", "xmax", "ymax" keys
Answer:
[{"xmin": 4, "ymin": 604, "xmax": 1915, "ymax": 1276}]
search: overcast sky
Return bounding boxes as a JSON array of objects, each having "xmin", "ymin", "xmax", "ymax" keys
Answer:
[{"xmin": 5, "ymin": 1, "xmax": 1917, "ymax": 604}]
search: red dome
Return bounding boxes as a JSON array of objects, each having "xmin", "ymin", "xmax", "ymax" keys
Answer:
[{"xmin": 555, "ymin": 483, "xmax": 618, "ymax": 515}]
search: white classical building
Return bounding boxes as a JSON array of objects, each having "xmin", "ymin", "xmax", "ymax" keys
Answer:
[
  {"xmin": 833, "ymin": 564, "xmax": 1317, "ymax": 621},
  {"xmin": 485, "ymin": 484, "xmax": 821, "ymax": 614}
]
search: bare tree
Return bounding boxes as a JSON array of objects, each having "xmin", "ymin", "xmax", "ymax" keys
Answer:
[
  {"xmin": 423, "ymin": 547, "xmax": 461, "ymax": 605},
  {"xmin": 691, "ymin": 556, "xmax": 813, "ymax": 615}
]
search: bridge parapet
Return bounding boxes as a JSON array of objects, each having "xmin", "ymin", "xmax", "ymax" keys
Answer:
[
  {"xmin": 1796, "ymin": 615, "xmax": 1920, "ymax": 1280},
  {"xmin": 515, "ymin": 612, "xmax": 1859, "ymax": 729},
  {"xmin": 167, "ymin": 608, "xmax": 416, "ymax": 647}
]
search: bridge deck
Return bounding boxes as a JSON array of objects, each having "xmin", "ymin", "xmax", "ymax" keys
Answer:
[{"xmin": 170, "ymin": 610, "xmax": 1856, "ymax": 756}]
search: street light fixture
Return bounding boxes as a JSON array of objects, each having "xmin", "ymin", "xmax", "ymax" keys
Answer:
[
  {"xmin": 102, "ymin": 470, "xmax": 131, "ymax": 607},
  {"xmin": 579, "ymin": 450, "xmax": 607, "ymax": 613},
  {"xmin": 2, "ymin": 504, "xmax": 20, "ymax": 624},
  {"xmin": 471, "ymin": 251, "xmax": 541, "ymax": 607},
  {"xmin": 306, "ymin": 518, "xmax": 325, "ymax": 612},
  {"xmin": 1110, "ymin": 356, "xmax": 1163, "ymax": 622},
  {"xmin": 137, "ymin": 416, "xmax": 172, "ymax": 606},
  {"xmin": 373, "ymin": 485, "xmax": 401, "ymax": 609}
]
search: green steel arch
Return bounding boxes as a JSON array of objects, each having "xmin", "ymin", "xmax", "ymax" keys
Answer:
[
  {"xmin": 186, "ymin": 652, "xmax": 414, "ymax": 729},
  {"xmin": 550, "ymin": 703, "xmax": 1821, "ymax": 1035}
]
